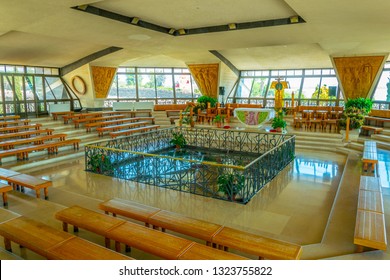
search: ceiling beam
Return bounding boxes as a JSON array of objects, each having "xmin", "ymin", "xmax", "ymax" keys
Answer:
[
  {"xmin": 60, "ymin": 46, "xmax": 123, "ymax": 76},
  {"xmin": 72, "ymin": 5, "xmax": 305, "ymax": 37},
  {"xmin": 209, "ymin": 50, "xmax": 240, "ymax": 76}
]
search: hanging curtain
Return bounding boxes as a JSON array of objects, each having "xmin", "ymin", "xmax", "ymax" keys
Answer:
[{"xmin": 187, "ymin": 63, "xmax": 219, "ymax": 99}]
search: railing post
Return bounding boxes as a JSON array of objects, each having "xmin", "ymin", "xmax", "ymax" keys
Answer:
[{"xmin": 345, "ymin": 117, "xmax": 350, "ymax": 142}]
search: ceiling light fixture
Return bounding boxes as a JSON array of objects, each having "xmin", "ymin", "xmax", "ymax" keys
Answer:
[
  {"xmin": 77, "ymin": 5, "xmax": 88, "ymax": 11},
  {"xmin": 178, "ymin": 29, "xmax": 186, "ymax": 35},
  {"xmin": 289, "ymin": 16, "xmax": 299, "ymax": 24},
  {"xmin": 131, "ymin": 17, "xmax": 140, "ymax": 25},
  {"xmin": 168, "ymin": 28, "xmax": 176, "ymax": 35},
  {"xmin": 228, "ymin": 23, "xmax": 237, "ymax": 30}
]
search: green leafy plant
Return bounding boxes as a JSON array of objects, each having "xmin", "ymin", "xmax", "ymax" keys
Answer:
[
  {"xmin": 170, "ymin": 132, "xmax": 187, "ymax": 149},
  {"xmin": 213, "ymin": 114, "xmax": 224, "ymax": 123},
  {"xmin": 197, "ymin": 96, "xmax": 218, "ymax": 108},
  {"xmin": 339, "ymin": 97, "xmax": 373, "ymax": 130},
  {"xmin": 271, "ymin": 117, "xmax": 287, "ymax": 129},
  {"xmin": 89, "ymin": 153, "xmax": 112, "ymax": 174},
  {"xmin": 217, "ymin": 172, "xmax": 245, "ymax": 199}
]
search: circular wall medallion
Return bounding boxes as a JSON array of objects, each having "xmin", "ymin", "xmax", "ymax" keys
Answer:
[{"xmin": 71, "ymin": 75, "xmax": 87, "ymax": 95}]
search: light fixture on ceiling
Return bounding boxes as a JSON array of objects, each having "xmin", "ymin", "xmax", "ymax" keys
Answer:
[
  {"xmin": 131, "ymin": 17, "xmax": 140, "ymax": 25},
  {"xmin": 289, "ymin": 16, "xmax": 299, "ymax": 24},
  {"xmin": 228, "ymin": 23, "xmax": 237, "ymax": 30},
  {"xmin": 77, "ymin": 5, "xmax": 88, "ymax": 11},
  {"xmin": 178, "ymin": 29, "xmax": 186, "ymax": 35},
  {"xmin": 168, "ymin": 28, "xmax": 176, "ymax": 35}
]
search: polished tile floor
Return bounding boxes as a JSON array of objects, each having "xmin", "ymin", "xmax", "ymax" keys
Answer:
[{"xmin": 1, "ymin": 145, "xmax": 389, "ymax": 260}]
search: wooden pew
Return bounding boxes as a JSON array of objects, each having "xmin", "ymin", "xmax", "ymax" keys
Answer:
[
  {"xmin": 97, "ymin": 121, "xmax": 149, "ymax": 137},
  {"xmin": 0, "ymin": 115, "xmax": 20, "ymax": 121},
  {"xmin": 0, "ymin": 138, "xmax": 80, "ymax": 165},
  {"xmin": 109, "ymin": 125, "xmax": 160, "ymax": 139},
  {"xmin": 0, "ymin": 129, "xmax": 54, "ymax": 141},
  {"xmin": 0, "ymin": 119, "xmax": 30, "ymax": 127},
  {"xmin": 51, "ymin": 111, "xmax": 74, "ymax": 121},
  {"xmin": 73, "ymin": 114, "xmax": 126, "ymax": 128},
  {"xmin": 99, "ymin": 198, "xmax": 302, "ymax": 260},
  {"xmin": 354, "ymin": 176, "xmax": 387, "ymax": 252},
  {"xmin": 3, "ymin": 173, "xmax": 52, "ymax": 199},
  {"xmin": 85, "ymin": 117, "xmax": 140, "ymax": 132},
  {"xmin": 0, "ymin": 216, "xmax": 133, "ymax": 260},
  {"xmin": 0, "ymin": 183, "xmax": 13, "ymax": 206},
  {"xmin": 55, "ymin": 206, "xmax": 247, "ymax": 260},
  {"xmin": 360, "ymin": 125, "xmax": 383, "ymax": 136},
  {"xmin": 0, "ymin": 133, "xmax": 67, "ymax": 150},
  {"xmin": 0, "ymin": 124, "xmax": 42, "ymax": 133},
  {"xmin": 362, "ymin": 141, "xmax": 378, "ymax": 173}
]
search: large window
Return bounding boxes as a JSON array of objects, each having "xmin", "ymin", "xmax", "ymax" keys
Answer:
[
  {"xmin": 235, "ymin": 68, "xmax": 345, "ymax": 108},
  {"xmin": 371, "ymin": 62, "xmax": 390, "ymax": 109},
  {"xmin": 0, "ymin": 64, "xmax": 79, "ymax": 116},
  {"xmin": 106, "ymin": 67, "xmax": 200, "ymax": 106}
]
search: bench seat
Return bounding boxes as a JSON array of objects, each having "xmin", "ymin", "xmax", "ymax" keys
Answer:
[
  {"xmin": 85, "ymin": 117, "xmax": 140, "ymax": 132},
  {"xmin": 109, "ymin": 125, "xmax": 160, "ymax": 138},
  {"xmin": 0, "ymin": 216, "xmax": 133, "ymax": 260},
  {"xmin": 354, "ymin": 209, "xmax": 387, "ymax": 251},
  {"xmin": 56, "ymin": 206, "xmax": 247, "ymax": 260},
  {"xmin": 6, "ymin": 173, "xmax": 52, "ymax": 199},
  {"xmin": 212, "ymin": 226, "xmax": 302, "ymax": 260},
  {"xmin": 0, "ymin": 133, "xmax": 67, "ymax": 150},
  {"xmin": 362, "ymin": 141, "xmax": 378, "ymax": 173},
  {"xmin": 360, "ymin": 125, "xmax": 383, "ymax": 135},
  {"xmin": 0, "ymin": 129, "xmax": 54, "ymax": 141},
  {"xmin": 97, "ymin": 121, "xmax": 149, "ymax": 137},
  {"xmin": 99, "ymin": 198, "xmax": 302, "ymax": 260}
]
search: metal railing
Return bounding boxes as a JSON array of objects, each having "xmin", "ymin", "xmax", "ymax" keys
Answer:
[{"xmin": 85, "ymin": 127, "xmax": 295, "ymax": 204}]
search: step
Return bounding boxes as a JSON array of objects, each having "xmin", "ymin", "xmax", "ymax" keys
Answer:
[{"xmin": 371, "ymin": 134, "xmax": 390, "ymax": 143}]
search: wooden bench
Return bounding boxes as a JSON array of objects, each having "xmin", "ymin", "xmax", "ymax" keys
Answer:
[
  {"xmin": 0, "ymin": 133, "xmax": 67, "ymax": 150},
  {"xmin": 109, "ymin": 125, "xmax": 160, "ymax": 139},
  {"xmin": 85, "ymin": 117, "xmax": 140, "ymax": 132},
  {"xmin": 0, "ymin": 115, "xmax": 20, "ymax": 121},
  {"xmin": 4, "ymin": 173, "xmax": 52, "ymax": 199},
  {"xmin": 362, "ymin": 141, "xmax": 378, "ymax": 173},
  {"xmin": 51, "ymin": 111, "xmax": 74, "ymax": 121},
  {"xmin": 0, "ymin": 123, "xmax": 42, "ymax": 134},
  {"xmin": 0, "ymin": 182, "xmax": 13, "ymax": 206},
  {"xmin": 55, "ymin": 206, "xmax": 247, "ymax": 260},
  {"xmin": 0, "ymin": 129, "xmax": 54, "ymax": 141},
  {"xmin": 166, "ymin": 110, "xmax": 182, "ymax": 125},
  {"xmin": 364, "ymin": 116, "xmax": 390, "ymax": 127},
  {"xmin": 360, "ymin": 125, "xmax": 383, "ymax": 136},
  {"xmin": 0, "ymin": 138, "xmax": 80, "ymax": 164},
  {"xmin": 97, "ymin": 121, "xmax": 149, "ymax": 137},
  {"xmin": 73, "ymin": 114, "xmax": 126, "ymax": 128},
  {"xmin": 0, "ymin": 216, "xmax": 133, "ymax": 260},
  {"xmin": 99, "ymin": 198, "xmax": 302, "ymax": 260},
  {"xmin": 0, "ymin": 119, "xmax": 31, "ymax": 127},
  {"xmin": 354, "ymin": 175, "xmax": 387, "ymax": 252}
]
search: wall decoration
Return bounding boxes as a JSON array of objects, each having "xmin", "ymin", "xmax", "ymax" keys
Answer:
[
  {"xmin": 91, "ymin": 66, "xmax": 117, "ymax": 98},
  {"xmin": 187, "ymin": 63, "xmax": 219, "ymax": 98},
  {"xmin": 71, "ymin": 75, "xmax": 87, "ymax": 95},
  {"xmin": 332, "ymin": 55, "xmax": 387, "ymax": 100}
]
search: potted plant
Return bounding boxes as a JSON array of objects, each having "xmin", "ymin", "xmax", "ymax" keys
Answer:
[
  {"xmin": 88, "ymin": 153, "xmax": 112, "ymax": 174},
  {"xmin": 170, "ymin": 132, "xmax": 187, "ymax": 150},
  {"xmin": 197, "ymin": 96, "xmax": 218, "ymax": 108},
  {"xmin": 181, "ymin": 116, "xmax": 195, "ymax": 127},
  {"xmin": 213, "ymin": 114, "xmax": 224, "ymax": 128},
  {"xmin": 271, "ymin": 116, "xmax": 287, "ymax": 132},
  {"xmin": 217, "ymin": 172, "xmax": 245, "ymax": 201},
  {"xmin": 339, "ymin": 97, "xmax": 373, "ymax": 140}
]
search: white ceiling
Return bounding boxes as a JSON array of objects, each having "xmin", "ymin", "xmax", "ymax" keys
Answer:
[{"xmin": 1, "ymin": 0, "xmax": 390, "ymax": 70}]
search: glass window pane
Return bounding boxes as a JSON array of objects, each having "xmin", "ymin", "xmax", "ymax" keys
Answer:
[
  {"xmin": 250, "ymin": 78, "xmax": 268, "ymax": 98},
  {"xmin": 156, "ymin": 74, "xmax": 173, "ymax": 99},
  {"xmin": 138, "ymin": 74, "xmax": 156, "ymax": 99},
  {"xmin": 118, "ymin": 74, "xmax": 137, "ymax": 99},
  {"xmin": 34, "ymin": 76, "xmax": 44, "ymax": 100},
  {"xmin": 301, "ymin": 77, "xmax": 321, "ymax": 100},
  {"xmin": 3, "ymin": 76, "xmax": 14, "ymax": 101},
  {"xmin": 108, "ymin": 75, "xmax": 118, "ymax": 98},
  {"xmin": 175, "ymin": 74, "xmax": 192, "ymax": 99},
  {"xmin": 45, "ymin": 77, "xmax": 67, "ymax": 99},
  {"xmin": 372, "ymin": 71, "xmax": 390, "ymax": 101},
  {"xmin": 25, "ymin": 76, "xmax": 35, "ymax": 100},
  {"xmin": 192, "ymin": 77, "xmax": 201, "ymax": 99},
  {"xmin": 236, "ymin": 78, "xmax": 253, "ymax": 98}
]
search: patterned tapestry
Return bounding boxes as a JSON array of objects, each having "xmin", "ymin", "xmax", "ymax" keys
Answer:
[
  {"xmin": 332, "ymin": 55, "xmax": 386, "ymax": 100},
  {"xmin": 187, "ymin": 64, "xmax": 219, "ymax": 99},
  {"xmin": 91, "ymin": 66, "xmax": 117, "ymax": 98}
]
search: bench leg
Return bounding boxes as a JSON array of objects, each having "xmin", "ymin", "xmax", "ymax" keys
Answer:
[
  {"xmin": 2, "ymin": 192, "xmax": 8, "ymax": 206},
  {"xmin": 105, "ymin": 237, "xmax": 110, "ymax": 248},
  {"xmin": 35, "ymin": 190, "xmax": 40, "ymax": 199},
  {"xmin": 356, "ymin": 245, "xmax": 364, "ymax": 253},
  {"xmin": 115, "ymin": 241, "xmax": 121, "ymax": 252},
  {"xmin": 62, "ymin": 222, "xmax": 69, "ymax": 232},
  {"xmin": 4, "ymin": 238, "xmax": 12, "ymax": 252},
  {"xmin": 44, "ymin": 188, "xmax": 49, "ymax": 200}
]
